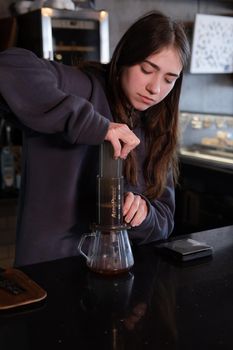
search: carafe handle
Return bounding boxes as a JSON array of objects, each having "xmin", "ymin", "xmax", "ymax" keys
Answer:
[{"xmin": 77, "ymin": 233, "xmax": 95, "ymax": 261}]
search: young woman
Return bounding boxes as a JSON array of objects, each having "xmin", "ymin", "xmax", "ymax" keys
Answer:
[{"xmin": 0, "ymin": 11, "xmax": 190, "ymax": 266}]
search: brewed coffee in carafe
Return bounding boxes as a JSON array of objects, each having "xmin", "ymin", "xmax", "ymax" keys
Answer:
[{"xmin": 78, "ymin": 141, "xmax": 134, "ymax": 275}]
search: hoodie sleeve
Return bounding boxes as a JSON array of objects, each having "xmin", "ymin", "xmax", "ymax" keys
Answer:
[
  {"xmin": 128, "ymin": 169, "xmax": 175, "ymax": 245},
  {"xmin": 0, "ymin": 47, "xmax": 110, "ymax": 145}
]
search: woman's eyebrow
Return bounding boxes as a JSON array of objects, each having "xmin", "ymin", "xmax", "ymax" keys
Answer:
[{"xmin": 144, "ymin": 59, "xmax": 180, "ymax": 77}]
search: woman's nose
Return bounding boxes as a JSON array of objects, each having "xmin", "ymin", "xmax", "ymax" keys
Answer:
[{"xmin": 146, "ymin": 78, "xmax": 160, "ymax": 95}]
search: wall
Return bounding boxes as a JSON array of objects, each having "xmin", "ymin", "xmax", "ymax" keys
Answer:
[{"xmin": 0, "ymin": 0, "xmax": 232, "ymax": 114}]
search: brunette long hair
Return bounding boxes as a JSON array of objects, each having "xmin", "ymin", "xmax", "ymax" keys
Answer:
[{"xmin": 107, "ymin": 11, "xmax": 190, "ymax": 200}]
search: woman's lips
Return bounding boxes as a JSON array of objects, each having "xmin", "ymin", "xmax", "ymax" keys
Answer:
[{"xmin": 138, "ymin": 94, "xmax": 155, "ymax": 105}]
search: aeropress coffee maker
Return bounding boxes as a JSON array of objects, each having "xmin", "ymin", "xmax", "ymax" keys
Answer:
[{"xmin": 78, "ymin": 141, "xmax": 134, "ymax": 275}]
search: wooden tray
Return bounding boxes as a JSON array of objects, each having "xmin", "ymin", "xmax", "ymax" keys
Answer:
[{"xmin": 0, "ymin": 268, "xmax": 47, "ymax": 310}]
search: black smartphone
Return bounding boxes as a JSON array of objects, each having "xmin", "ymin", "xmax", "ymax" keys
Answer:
[{"xmin": 154, "ymin": 238, "xmax": 213, "ymax": 262}]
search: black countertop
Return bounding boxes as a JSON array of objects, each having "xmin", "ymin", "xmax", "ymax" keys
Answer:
[{"xmin": 1, "ymin": 225, "xmax": 233, "ymax": 349}]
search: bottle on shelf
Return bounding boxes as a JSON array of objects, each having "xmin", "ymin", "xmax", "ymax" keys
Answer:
[
  {"xmin": 1, "ymin": 123, "xmax": 15, "ymax": 189},
  {"xmin": 0, "ymin": 118, "xmax": 21, "ymax": 196}
]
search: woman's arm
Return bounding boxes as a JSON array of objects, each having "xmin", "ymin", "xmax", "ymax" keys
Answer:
[
  {"xmin": 0, "ymin": 47, "xmax": 139, "ymax": 156},
  {"xmin": 0, "ymin": 47, "xmax": 110, "ymax": 144},
  {"xmin": 124, "ymin": 169, "xmax": 175, "ymax": 244}
]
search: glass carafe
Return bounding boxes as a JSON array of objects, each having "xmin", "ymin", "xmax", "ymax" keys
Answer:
[{"xmin": 78, "ymin": 228, "xmax": 134, "ymax": 275}]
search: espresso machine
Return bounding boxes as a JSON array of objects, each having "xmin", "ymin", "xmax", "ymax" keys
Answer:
[{"xmin": 78, "ymin": 141, "xmax": 134, "ymax": 275}]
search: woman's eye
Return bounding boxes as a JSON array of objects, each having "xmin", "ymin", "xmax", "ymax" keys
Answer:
[
  {"xmin": 141, "ymin": 64, "xmax": 153, "ymax": 74},
  {"xmin": 165, "ymin": 78, "xmax": 175, "ymax": 84}
]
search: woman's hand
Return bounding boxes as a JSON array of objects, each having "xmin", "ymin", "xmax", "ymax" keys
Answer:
[
  {"xmin": 123, "ymin": 303, "xmax": 147, "ymax": 330},
  {"xmin": 123, "ymin": 192, "xmax": 148, "ymax": 227},
  {"xmin": 105, "ymin": 122, "xmax": 140, "ymax": 159}
]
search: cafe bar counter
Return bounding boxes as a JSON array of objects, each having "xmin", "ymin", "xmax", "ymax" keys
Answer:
[{"xmin": 1, "ymin": 225, "xmax": 233, "ymax": 349}]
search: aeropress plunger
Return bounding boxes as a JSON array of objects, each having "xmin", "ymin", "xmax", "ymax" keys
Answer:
[{"xmin": 78, "ymin": 141, "xmax": 134, "ymax": 275}]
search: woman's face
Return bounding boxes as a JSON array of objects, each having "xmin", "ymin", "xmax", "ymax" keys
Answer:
[{"xmin": 120, "ymin": 46, "xmax": 183, "ymax": 111}]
